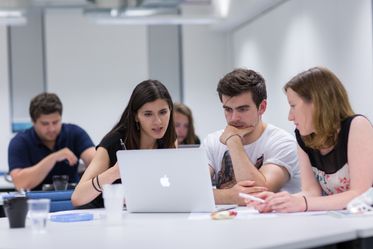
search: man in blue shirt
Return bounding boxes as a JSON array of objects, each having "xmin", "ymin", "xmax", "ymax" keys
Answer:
[{"xmin": 8, "ymin": 93, "xmax": 95, "ymax": 191}]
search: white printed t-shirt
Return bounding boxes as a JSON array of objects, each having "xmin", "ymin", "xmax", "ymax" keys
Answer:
[{"xmin": 202, "ymin": 124, "xmax": 301, "ymax": 194}]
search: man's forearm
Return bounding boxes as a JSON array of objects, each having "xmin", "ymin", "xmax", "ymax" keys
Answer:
[
  {"xmin": 11, "ymin": 153, "xmax": 57, "ymax": 190},
  {"xmin": 213, "ymin": 188, "xmax": 235, "ymax": 204},
  {"xmin": 227, "ymin": 139, "xmax": 266, "ymax": 185}
]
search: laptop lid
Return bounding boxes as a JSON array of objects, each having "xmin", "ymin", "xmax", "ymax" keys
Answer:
[{"xmin": 116, "ymin": 148, "xmax": 216, "ymax": 213}]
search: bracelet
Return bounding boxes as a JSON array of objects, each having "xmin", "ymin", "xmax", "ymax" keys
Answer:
[
  {"xmin": 96, "ymin": 175, "xmax": 102, "ymax": 190},
  {"xmin": 302, "ymin": 195, "xmax": 308, "ymax": 212},
  {"xmin": 92, "ymin": 177, "xmax": 102, "ymax": 193},
  {"xmin": 225, "ymin": 134, "xmax": 241, "ymax": 144}
]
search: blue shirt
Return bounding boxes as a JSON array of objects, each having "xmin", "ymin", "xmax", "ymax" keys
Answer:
[{"xmin": 8, "ymin": 123, "xmax": 95, "ymax": 190}]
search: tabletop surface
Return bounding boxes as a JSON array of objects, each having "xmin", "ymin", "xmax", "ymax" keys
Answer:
[{"xmin": 0, "ymin": 208, "xmax": 360, "ymax": 249}]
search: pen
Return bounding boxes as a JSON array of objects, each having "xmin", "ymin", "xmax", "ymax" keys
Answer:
[
  {"xmin": 238, "ymin": 192, "xmax": 265, "ymax": 203},
  {"xmin": 120, "ymin": 139, "xmax": 127, "ymax": 150}
]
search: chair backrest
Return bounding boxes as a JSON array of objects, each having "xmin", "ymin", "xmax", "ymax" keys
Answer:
[{"xmin": 26, "ymin": 190, "xmax": 74, "ymax": 212}]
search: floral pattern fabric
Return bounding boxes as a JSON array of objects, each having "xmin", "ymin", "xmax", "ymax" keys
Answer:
[{"xmin": 312, "ymin": 163, "xmax": 350, "ymax": 195}]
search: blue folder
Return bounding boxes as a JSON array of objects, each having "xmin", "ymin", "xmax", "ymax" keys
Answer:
[
  {"xmin": 26, "ymin": 190, "xmax": 74, "ymax": 212},
  {"xmin": 26, "ymin": 190, "xmax": 73, "ymax": 201}
]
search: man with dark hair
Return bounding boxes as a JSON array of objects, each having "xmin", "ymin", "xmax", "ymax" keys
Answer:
[
  {"xmin": 203, "ymin": 68, "xmax": 301, "ymax": 205},
  {"xmin": 8, "ymin": 92, "xmax": 95, "ymax": 191}
]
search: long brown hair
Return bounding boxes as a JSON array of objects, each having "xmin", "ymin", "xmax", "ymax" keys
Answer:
[
  {"xmin": 103, "ymin": 80, "xmax": 176, "ymax": 149},
  {"xmin": 174, "ymin": 103, "xmax": 199, "ymax": 144},
  {"xmin": 284, "ymin": 67, "xmax": 354, "ymax": 149}
]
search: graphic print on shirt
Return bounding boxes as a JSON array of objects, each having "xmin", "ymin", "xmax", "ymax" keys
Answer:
[
  {"xmin": 216, "ymin": 151, "xmax": 265, "ymax": 189},
  {"xmin": 216, "ymin": 151, "xmax": 236, "ymax": 189}
]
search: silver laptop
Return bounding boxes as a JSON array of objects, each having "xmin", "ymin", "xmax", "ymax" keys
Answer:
[
  {"xmin": 177, "ymin": 144, "xmax": 200, "ymax": 149},
  {"xmin": 117, "ymin": 148, "xmax": 226, "ymax": 213}
]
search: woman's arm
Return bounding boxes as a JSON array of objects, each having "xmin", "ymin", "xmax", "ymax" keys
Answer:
[
  {"xmin": 307, "ymin": 116, "xmax": 373, "ymax": 210},
  {"xmin": 71, "ymin": 147, "xmax": 120, "ymax": 207},
  {"xmin": 266, "ymin": 117, "xmax": 373, "ymax": 212},
  {"xmin": 254, "ymin": 146, "xmax": 322, "ymax": 213}
]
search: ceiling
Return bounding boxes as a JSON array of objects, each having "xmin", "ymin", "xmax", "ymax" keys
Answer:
[
  {"xmin": 0, "ymin": 0, "xmax": 287, "ymax": 30},
  {"xmin": 211, "ymin": 0, "xmax": 287, "ymax": 31}
]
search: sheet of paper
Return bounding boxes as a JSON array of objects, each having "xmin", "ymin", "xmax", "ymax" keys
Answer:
[{"xmin": 188, "ymin": 208, "xmax": 333, "ymax": 220}]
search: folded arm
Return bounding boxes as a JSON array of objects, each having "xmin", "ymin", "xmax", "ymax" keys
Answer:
[
  {"xmin": 222, "ymin": 127, "xmax": 290, "ymax": 192},
  {"xmin": 11, "ymin": 148, "xmax": 78, "ymax": 190}
]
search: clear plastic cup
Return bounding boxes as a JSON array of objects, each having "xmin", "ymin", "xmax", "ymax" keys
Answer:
[
  {"xmin": 102, "ymin": 184, "xmax": 125, "ymax": 224},
  {"xmin": 27, "ymin": 199, "xmax": 50, "ymax": 233},
  {"xmin": 53, "ymin": 175, "xmax": 69, "ymax": 191}
]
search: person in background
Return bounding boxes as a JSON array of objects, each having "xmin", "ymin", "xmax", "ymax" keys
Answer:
[
  {"xmin": 250, "ymin": 67, "xmax": 373, "ymax": 212},
  {"xmin": 174, "ymin": 103, "xmax": 200, "ymax": 145},
  {"xmin": 202, "ymin": 68, "xmax": 301, "ymax": 206},
  {"xmin": 8, "ymin": 92, "xmax": 95, "ymax": 191},
  {"xmin": 71, "ymin": 80, "xmax": 177, "ymax": 208}
]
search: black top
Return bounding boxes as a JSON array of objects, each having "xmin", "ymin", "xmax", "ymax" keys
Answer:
[
  {"xmin": 99, "ymin": 131, "xmax": 124, "ymax": 168},
  {"xmin": 295, "ymin": 115, "xmax": 360, "ymax": 174},
  {"xmin": 84, "ymin": 130, "xmax": 166, "ymax": 208},
  {"xmin": 83, "ymin": 131, "xmax": 123, "ymax": 208},
  {"xmin": 194, "ymin": 136, "xmax": 201, "ymax": 144}
]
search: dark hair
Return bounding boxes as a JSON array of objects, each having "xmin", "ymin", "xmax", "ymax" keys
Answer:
[
  {"xmin": 174, "ymin": 103, "xmax": 199, "ymax": 144},
  {"xmin": 284, "ymin": 67, "xmax": 354, "ymax": 149},
  {"xmin": 217, "ymin": 68, "xmax": 267, "ymax": 108},
  {"xmin": 29, "ymin": 92, "xmax": 63, "ymax": 122},
  {"xmin": 104, "ymin": 80, "xmax": 176, "ymax": 149}
]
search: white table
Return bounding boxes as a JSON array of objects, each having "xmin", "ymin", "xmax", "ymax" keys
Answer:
[
  {"xmin": 0, "ymin": 209, "xmax": 358, "ymax": 249},
  {"xmin": 339, "ymin": 213, "xmax": 373, "ymax": 243}
]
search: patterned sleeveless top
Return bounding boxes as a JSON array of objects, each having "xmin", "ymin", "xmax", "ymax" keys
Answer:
[{"xmin": 295, "ymin": 115, "xmax": 360, "ymax": 195}]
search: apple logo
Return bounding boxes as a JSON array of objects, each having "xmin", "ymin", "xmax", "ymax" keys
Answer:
[{"xmin": 160, "ymin": 174, "xmax": 170, "ymax": 187}]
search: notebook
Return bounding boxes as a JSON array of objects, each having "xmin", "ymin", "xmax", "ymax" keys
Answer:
[{"xmin": 117, "ymin": 148, "xmax": 234, "ymax": 213}]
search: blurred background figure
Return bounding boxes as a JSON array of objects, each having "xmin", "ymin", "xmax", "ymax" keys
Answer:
[
  {"xmin": 8, "ymin": 92, "xmax": 95, "ymax": 191},
  {"xmin": 174, "ymin": 103, "xmax": 200, "ymax": 145}
]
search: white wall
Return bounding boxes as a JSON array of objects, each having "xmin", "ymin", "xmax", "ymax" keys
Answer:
[
  {"xmin": 46, "ymin": 8, "xmax": 231, "ymax": 143},
  {"xmin": 45, "ymin": 9, "xmax": 149, "ymax": 144},
  {"xmin": 232, "ymin": 0, "xmax": 373, "ymax": 133},
  {"xmin": 0, "ymin": 26, "xmax": 12, "ymax": 172},
  {"xmin": 45, "ymin": 9, "xmax": 230, "ymax": 144},
  {"xmin": 182, "ymin": 25, "xmax": 230, "ymax": 139}
]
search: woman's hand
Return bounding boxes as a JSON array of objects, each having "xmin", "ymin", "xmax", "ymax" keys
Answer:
[
  {"xmin": 245, "ymin": 191, "xmax": 275, "ymax": 213},
  {"xmin": 246, "ymin": 191, "xmax": 307, "ymax": 213},
  {"xmin": 266, "ymin": 192, "xmax": 307, "ymax": 213}
]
